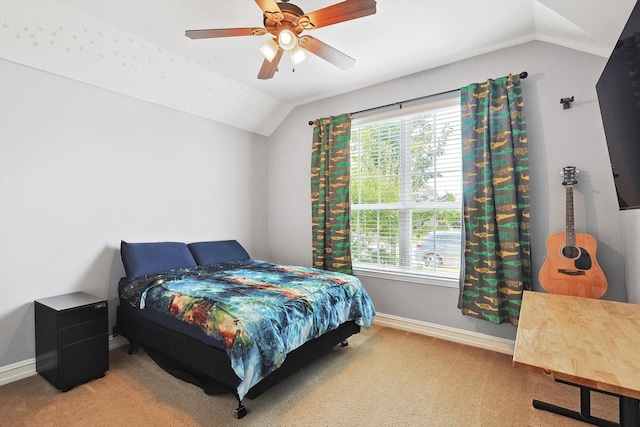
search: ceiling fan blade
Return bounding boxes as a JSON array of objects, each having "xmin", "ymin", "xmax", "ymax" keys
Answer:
[
  {"xmin": 185, "ymin": 28, "xmax": 266, "ymax": 39},
  {"xmin": 255, "ymin": 0, "xmax": 284, "ymax": 23},
  {"xmin": 258, "ymin": 48, "xmax": 284, "ymax": 80},
  {"xmin": 298, "ymin": 35, "xmax": 355, "ymax": 70},
  {"xmin": 299, "ymin": 0, "xmax": 377, "ymax": 30}
]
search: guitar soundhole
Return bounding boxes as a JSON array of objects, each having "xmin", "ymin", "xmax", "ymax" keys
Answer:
[{"xmin": 562, "ymin": 245, "xmax": 580, "ymax": 259}]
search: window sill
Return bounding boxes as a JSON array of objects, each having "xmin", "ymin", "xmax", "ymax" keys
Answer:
[{"xmin": 352, "ymin": 267, "xmax": 459, "ymax": 288}]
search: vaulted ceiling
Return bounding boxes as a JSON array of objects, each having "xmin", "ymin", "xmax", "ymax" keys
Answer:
[{"xmin": 1, "ymin": 0, "xmax": 636, "ymax": 135}]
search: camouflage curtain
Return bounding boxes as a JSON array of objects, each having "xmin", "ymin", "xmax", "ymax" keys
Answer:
[
  {"xmin": 458, "ymin": 74, "xmax": 531, "ymax": 326},
  {"xmin": 311, "ymin": 114, "xmax": 353, "ymax": 274}
]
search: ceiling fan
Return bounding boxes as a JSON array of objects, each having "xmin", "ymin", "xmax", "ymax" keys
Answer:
[{"xmin": 185, "ymin": 0, "xmax": 377, "ymax": 80}]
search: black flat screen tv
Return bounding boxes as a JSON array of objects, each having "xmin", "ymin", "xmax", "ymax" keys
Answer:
[{"xmin": 596, "ymin": 1, "xmax": 640, "ymax": 210}]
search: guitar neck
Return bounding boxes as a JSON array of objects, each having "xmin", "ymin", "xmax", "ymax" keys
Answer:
[{"xmin": 566, "ymin": 185, "xmax": 575, "ymax": 246}]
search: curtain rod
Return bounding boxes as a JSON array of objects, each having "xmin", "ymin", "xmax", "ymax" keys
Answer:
[{"xmin": 308, "ymin": 71, "xmax": 528, "ymax": 125}]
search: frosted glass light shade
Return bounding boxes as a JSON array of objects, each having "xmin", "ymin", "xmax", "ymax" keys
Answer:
[
  {"xmin": 277, "ymin": 29, "xmax": 297, "ymax": 51},
  {"xmin": 289, "ymin": 44, "xmax": 307, "ymax": 67},
  {"xmin": 259, "ymin": 38, "xmax": 279, "ymax": 62}
]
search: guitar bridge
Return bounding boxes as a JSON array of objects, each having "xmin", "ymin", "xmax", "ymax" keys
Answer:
[{"xmin": 558, "ymin": 269, "xmax": 586, "ymax": 276}]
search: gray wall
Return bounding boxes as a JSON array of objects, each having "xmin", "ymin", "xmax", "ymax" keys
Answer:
[
  {"xmin": 623, "ymin": 210, "xmax": 640, "ymax": 303},
  {"xmin": 0, "ymin": 59, "xmax": 269, "ymax": 367},
  {"xmin": 267, "ymin": 41, "xmax": 635, "ymax": 341}
]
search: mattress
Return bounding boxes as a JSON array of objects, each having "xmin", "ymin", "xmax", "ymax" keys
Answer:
[{"xmin": 118, "ymin": 259, "xmax": 375, "ymax": 400}]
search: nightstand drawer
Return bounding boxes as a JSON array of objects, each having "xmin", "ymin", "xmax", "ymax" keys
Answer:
[
  {"xmin": 58, "ymin": 336, "xmax": 108, "ymax": 390},
  {"xmin": 59, "ymin": 317, "xmax": 108, "ymax": 347},
  {"xmin": 59, "ymin": 302, "xmax": 107, "ymax": 329}
]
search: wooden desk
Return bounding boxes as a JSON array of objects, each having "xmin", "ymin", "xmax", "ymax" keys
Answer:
[{"xmin": 513, "ymin": 291, "xmax": 640, "ymax": 427}]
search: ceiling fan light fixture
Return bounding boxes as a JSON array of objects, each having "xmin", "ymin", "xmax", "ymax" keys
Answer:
[
  {"xmin": 259, "ymin": 38, "xmax": 279, "ymax": 62},
  {"xmin": 185, "ymin": 0, "xmax": 378, "ymax": 80},
  {"xmin": 277, "ymin": 29, "xmax": 297, "ymax": 51},
  {"xmin": 289, "ymin": 44, "xmax": 307, "ymax": 67}
]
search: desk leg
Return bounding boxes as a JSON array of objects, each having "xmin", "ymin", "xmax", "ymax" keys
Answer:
[
  {"xmin": 533, "ymin": 381, "xmax": 640, "ymax": 427},
  {"xmin": 619, "ymin": 396, "xmax": 639, "ymax": 427},
  {"xmin": 532, "ymin": 381, "xmax": 623, "ymax": 427},
  {"xmin": 532, "ymin": 398, "xmax": 618, "ymax": 427}
]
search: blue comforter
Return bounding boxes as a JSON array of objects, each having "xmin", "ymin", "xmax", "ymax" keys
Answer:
[{"xmin": 120, "ymin": 259, "xmax": 375, "ymax": 400}]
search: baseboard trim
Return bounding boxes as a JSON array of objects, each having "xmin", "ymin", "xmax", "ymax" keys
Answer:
[
  {"xmin": 0, "ymin": 335, "xmax": 129, "ymax": 386},
  {"xmin": 0, "ymin": 357, "xmax": 36, "ymax": 386},
  {"xmin": 1, "ymin": 318, "xmax": 514, "ymax": 386},
  {"xmin": 373, "ymin": 312, "xmax": 515, "ymax": 355},
  {"xmin": 109, "ymin": 334, "xmax": 129, "ymax": 350}
]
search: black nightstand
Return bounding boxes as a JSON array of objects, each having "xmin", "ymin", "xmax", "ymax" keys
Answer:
[{"xmin": 35, "ymin": 292, "xmax": 109, "ymax": 391}]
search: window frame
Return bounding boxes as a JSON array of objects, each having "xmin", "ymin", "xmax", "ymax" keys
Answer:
[{"xmin": 349, "ymin": 91, "xmax": 462, "ymax": 287}]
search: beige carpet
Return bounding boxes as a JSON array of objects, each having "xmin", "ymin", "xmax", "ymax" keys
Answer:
[{"xmin": 0, "ymin": 325, "xmax": 619, "ymax": 426}]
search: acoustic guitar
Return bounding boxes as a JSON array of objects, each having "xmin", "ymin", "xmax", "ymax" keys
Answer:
[{"xmin": 539, "ymin": 166, "xmax": 607, "ymax": 298}]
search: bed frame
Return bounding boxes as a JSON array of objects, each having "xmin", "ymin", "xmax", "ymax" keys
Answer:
[{"xmin": 115, "ymin": 304, "xmax": 360, "ymax": 418}]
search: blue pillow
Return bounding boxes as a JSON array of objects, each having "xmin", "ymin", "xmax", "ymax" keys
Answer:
[
  {"xmin": 120, "ymin": 241, "xmax": 197, "ymax": 281},
  {"xmin": 188, "ymin": 240, "xmax": 250, "ymax": 266}
]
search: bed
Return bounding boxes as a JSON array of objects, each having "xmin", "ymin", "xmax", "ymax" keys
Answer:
[{"xmin": 115, "ymin": 239, "xmax": 375, "ymax": 418}]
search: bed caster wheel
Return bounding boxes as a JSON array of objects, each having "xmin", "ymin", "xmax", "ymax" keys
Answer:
[
  {"xmin": 127, "ymin": 343, "xmax": 139, "ymax": 355},
  {"xmin": 340, "ymin": 340, "xmax": 349, "ymax": 347},
  {"xmin": 234, "ymin": 404, "xmax": 248, "ymax": 419}
]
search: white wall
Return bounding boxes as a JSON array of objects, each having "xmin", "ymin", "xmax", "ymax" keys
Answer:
[
  {"xmin": 267, "ymin": 41, "xmax": 633, "ymax": 341},
  {"xmin": 623, "ymin": 210, "xmax": 640, "ymax": 303},
  {"xmin": 0, "ymin": 59, "xmax": 269, "ymax": 366}
]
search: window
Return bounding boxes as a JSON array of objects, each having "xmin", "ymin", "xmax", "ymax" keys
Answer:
[{"xmin": 350, "ymin": 92, "xmax": 462, "ymax": 281}]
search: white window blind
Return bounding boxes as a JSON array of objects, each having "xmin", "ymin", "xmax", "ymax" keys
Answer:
[{"xmin": 350, "ymin": 92, "xmax": 462, "ymax": 278}]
